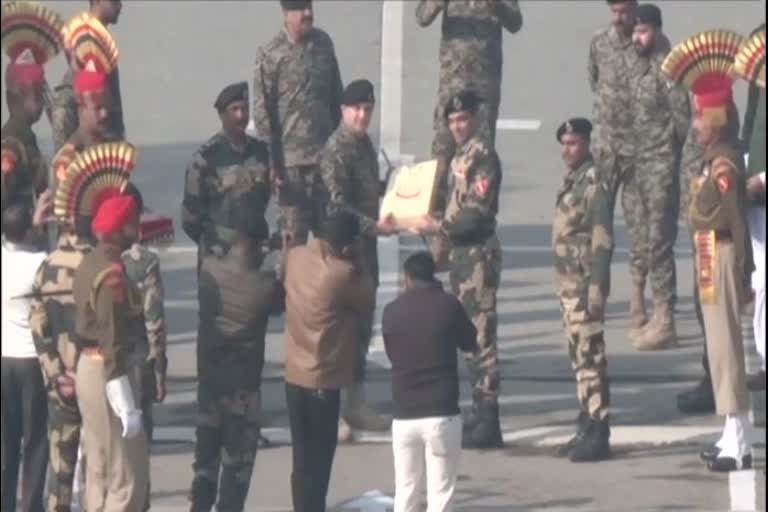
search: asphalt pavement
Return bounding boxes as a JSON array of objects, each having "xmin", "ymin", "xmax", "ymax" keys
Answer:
[{"xmin": 2, "ymin": 1, "xmax": 767, "ymax": 510}]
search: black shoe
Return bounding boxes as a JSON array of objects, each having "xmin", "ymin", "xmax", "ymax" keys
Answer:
[
  {"xmin": 707, "ymin": 454, "xmax": 753, "ymax": 472},
  {"xmin": 677, "ymin": 377, "xmax": 715, "ymax": 415},
  {"xmin": 462, "ymin": 400, "xmax": 503, "ymax": 450},
  {"xmin": 462, "ymin": 391, "xmax": 482, "ymax": 432},
  {"xmin": 569, "ymin": 418, "xmax": 612, "ymax": 463},
  {"xmin": 258, "ymin": 434, "xmax": 272, "ymax": 449},
  {"xmin": 747, "ymin": 370, "xmax": 766, "ymax": 391},
  {"xmin": 556, "ymin": 412, "xmax": 589, "ymax": 458},
  {"xmin": 699, "ymin": 444, "xmax": 721, "ymax": 462}
]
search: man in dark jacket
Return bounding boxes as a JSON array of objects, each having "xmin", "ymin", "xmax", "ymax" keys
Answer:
[{"xmin": 382, "ymin": 251, "xmax": 478, "ymax": 511}]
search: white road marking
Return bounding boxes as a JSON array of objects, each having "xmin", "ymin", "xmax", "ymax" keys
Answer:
[
  {"xmin": 496, "ymin": 119, "xmax": 542, "ymax": 131},
  {"xmin": 730, "ymin": 470, "xmax": 758, "ymax": 512},
  {"xmin": 340, "ymin": 490, "xmax": 394, "ymax": 511}
]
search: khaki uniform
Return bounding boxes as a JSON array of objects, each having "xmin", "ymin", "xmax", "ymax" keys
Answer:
[
  {"xmin": 73, "ymin": 246, "xmax": 149, "ymax": 511},
  {"xmin": 689, "ymin": 143, "xmax": 754, "ymax": 416}
]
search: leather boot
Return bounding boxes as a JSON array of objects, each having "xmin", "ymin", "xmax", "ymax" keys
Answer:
[
  {"xmin": 569, "ymin": 417, "xmax": 612, "ymax": 463},
  {"xmin": 676, "ymin": 376, "xmax": 716, "ymax": 415},
  {"xmin": 341, "ymin": 382, "xmax": 391, "ymax": 431},
  {"xmin": 556, "ymin": 411, "xmax": 589, "ymax": 457},
  {"xmin": 462, "ymin": 399, "xmax": 503, "ymax": 449},
  {"xmin": 628, "ymin": 282, "xmax": 648, "ymax": 331},
  {"xmin": 633, "ymin": 299, "xmax": 678, "ymax": 351}
]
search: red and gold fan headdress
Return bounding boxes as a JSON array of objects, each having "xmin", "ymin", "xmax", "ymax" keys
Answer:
[
  {"xmin": 734, "ymin": 29, "xmax": 765, "ymax": 89},
  {"xmin": 662, "ymin": 29, "xmax": 745, "ymax": 126},
  {"xmin": 62, "ymin": 12, "xmax": 118, "ymax": 97},
  {"xmin": 1, "ymin": 1, "xmax": 64, "ymax": 90},
  {"xmin": 54, "ymin": 142, "xmax": 137, "ymax": 225}
]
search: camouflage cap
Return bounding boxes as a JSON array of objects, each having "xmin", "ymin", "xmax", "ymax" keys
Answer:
[
  {"xmin": 556, "ymin": 117, "xmax": 592, "ymax": 142},
  {"xmin": 444, "ymin": 90, "xmax": 481, "ymax": 120}
]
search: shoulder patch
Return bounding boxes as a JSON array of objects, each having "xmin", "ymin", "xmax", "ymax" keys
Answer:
[
  {"xmin": 1, "ymin": 148, "xmax": 18, "ymax": 175},
  {"xmin": 711, "ymin": 160, "xmax": 734, "ymax": 193},
  {"xmin": 474, "ymin": 177, "xmax": 490, "ymax": 198}
]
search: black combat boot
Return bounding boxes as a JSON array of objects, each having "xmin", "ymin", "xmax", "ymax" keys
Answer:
[
  {"xmin": 677, "ymin": 376, "xmax": 716, "ymax": 415},
  {"xmin": 569, "ymin": 417, "xmax": 611, "ymax": 463},
  {"xmin": 462, "ymin": 399, "xmax": 503, "ymax": 449},
  {"xmin": 556, "ymin": 411, "xmax": 589, "ymax": 457},
  {"xmin": 462, "ymin": 389, "xmax": 482, "ymax": 432}
]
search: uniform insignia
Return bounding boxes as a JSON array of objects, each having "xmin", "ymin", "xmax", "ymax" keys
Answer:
[
  {"xmin": 717, "ymin": 175, "xmax": 730, "ymax": 193},
  {"xmin": 475, "ymin": 177, "xmax": 490, "ymax": 198},
  {"xmin": 1, "ymin": 149, "xmax": 17, "ymax": 175}
]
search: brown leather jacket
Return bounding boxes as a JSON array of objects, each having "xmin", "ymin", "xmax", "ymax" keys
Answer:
[{"xmin": 284, "ymin": 239, "xmax": 375, "ymax": 390}]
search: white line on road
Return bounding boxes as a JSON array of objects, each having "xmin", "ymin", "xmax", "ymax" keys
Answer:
[
  {"xmin": 730, "ymin": 470, "xmax": 758, "ymax": 512},
  {"xmin": 496, "ymin": 119, "xmax": 542, "ymax": 131}
]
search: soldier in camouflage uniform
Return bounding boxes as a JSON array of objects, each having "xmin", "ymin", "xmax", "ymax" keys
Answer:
[
  {"xmin": 587, "ymin": 0, "xmax": 671, "ymax": 329},
  {"xmin": 252, "ymin": 0, "xmax": 344, "ymax": 247},
  {"xmin": 51, "ymin": 0, "xmax": 125, "ymax": 152},
  {"xmin": 552, "ymin": 118, "xmax": 614, "ymax": 463},
  {"xmin": 625, "ymin": 5, "xmax": 690, "ymax": 350},
  {"xmin": 122, "ymin": 184, "xmax": 167, "ymax": 512},
  {"xmin": 318, "ymin": 80, "xmax": 398, "ymax": 436},
  {"xmin": 412, "ymin": 91, "xmax": 503, "ymax": 449},
  {"xmin": 182, "ymin": 83, "xmax": 271, "ymax": 272}
]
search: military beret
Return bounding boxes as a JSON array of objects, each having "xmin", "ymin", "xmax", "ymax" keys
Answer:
[
  {"xmin": 556, "ymin": 117, "xmax": 593, "ymax": 142},
  {"xmin": 214, "ymin": 82, "xmax": 248, "ymax": 111},
  {"xmin": 444, "ymin": 90, "xmax": 481, "ymax": 120},
  {"xmin": 234, "ymin": 209, "xmax": 269, "ymax": 242},
  {"xmin": 341, "ymin": 79, "xmax": 375, "ymax": 105},
  {"xmin": 635, "ymin": 4, "xmax": 662, "ymax": 28},
  {"xmin": 280, "ymin": 0, "xmax": 311, "ymax": 11}
]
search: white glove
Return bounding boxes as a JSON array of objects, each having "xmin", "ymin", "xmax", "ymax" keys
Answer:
[{"xmin": 105, "ymin": 376, "xmax": 143, "ymax": 439}]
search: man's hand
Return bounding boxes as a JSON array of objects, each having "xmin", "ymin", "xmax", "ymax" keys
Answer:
[
  {"xmin": 376, "ymin": 213, "xmax": 398, "ymax": 236},
  {"xmin": 33, "ymin": 189, "xmax": 53, "ymax": 227},
  {"xmin": 155, "ymin": 374, "xmax": 167, "ymax": 403},
  {"xmin": 55, "ymin": 372, "xmax": 76, "ymax": 399},
  {"xmin": 588, "ymin": 302, "xmax": 605, "ymax": 322},
  {"xmin": 409, "ymin": 214, "xmax": 440, "ymax": 236},
  {"xmin": 746, "ymin": 174, "xmax": 765, "ymax": 202}
]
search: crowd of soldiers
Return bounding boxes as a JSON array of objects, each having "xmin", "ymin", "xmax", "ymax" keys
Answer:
[{"xmin": 0, "ymin": 0, "xmax": 765, "ymax": 510}]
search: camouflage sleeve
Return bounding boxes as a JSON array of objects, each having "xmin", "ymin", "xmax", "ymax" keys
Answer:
[
  {"xmin": 667, "ymin": 84, "xmax": 691, "ymax": 151},
  {"xmin": 29, "ymin": 262, "xmax": 64, "ymax": 387},
  {"xmin": 51, "ymin": 74, "xmax": 78, "ymax": 153},
  {"xmin": 319, "ymin": 149, "xmax": 378, "ymax": 237},
  {"xmin": 253, "ymin": 50, "xmax": 285, "ymax": 171},
  {"xmin": 494, "ymin": 0, "xmax": 523, "ymax": 34},
  {"xmin": 587, "ymin": 181, "xmax": 614, "ymax": 306},
  {"xmin": 181, "ymin": 152, "xmax": 208, "ymax": 244},
  {"xmin": 440, "ymin": 152, "xmax": 501, "ymax": 239},
  {"xmin": 742, "ymin": 83, "xmax": 762, "ymax": 150},
  {"xmin": 415, "ymin": 0, "xmax": 444, "ymax": 26},
  {"xmin": 329, "ymin": 47, "xmax": 344, "ymax": 131},
  {"xmin": 587, "ymin": 37, "xmax": 598, "ymax": 94},
  {"xmin": 141, "ymin": 251, "xmax": 167, "ymax": 377}
]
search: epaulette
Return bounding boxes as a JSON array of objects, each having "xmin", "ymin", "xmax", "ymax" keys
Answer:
[
  {"xmin": 90, "ymin": 262, "xmax": 126, "ymax": 308},
  {"xmin": 1, "ymin": 137, "xmax": 27, "ymax": 176}
]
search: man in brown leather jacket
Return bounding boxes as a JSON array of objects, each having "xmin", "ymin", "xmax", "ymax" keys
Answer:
[{"xmin": 283, "ymin": 210, "xmax": 375, "ymax": 512}]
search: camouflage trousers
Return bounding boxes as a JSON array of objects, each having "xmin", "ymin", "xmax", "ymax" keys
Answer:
[
  {"xmin": 623, "ymin": 156, "xmax": 680, "ymax": 303},
  {"xmin": 558, "ymin": 287, "xmax": 610, "ymax": 420},
  {"xmin": 449, "ymin": 235, "xmax": 502, "ymax": 400},
  {"xmin": 190, "ymin": 385, "xmax": 261, "ymax": 512},
  {"xmin": 278, "ymin": 165, "xmax": 324, "ymax": 246},
  {"xmin": 46, "ymin": 391, "xmax": 81, "ymax": 512}
]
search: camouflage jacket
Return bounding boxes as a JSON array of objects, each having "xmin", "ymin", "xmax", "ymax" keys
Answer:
[
  {"xmin": 1, "ymin": 116, "xmax": 48, "ymax": 217},
  {"xmin": 319, "ymin": 124, "xmax": 380, "ymax": 238},
  {"xmin": 552, "ymin": 156, "xmax": 614, "ymax": 306},
  {"xmin": 440, "ymin": 135, "xmax": 501, "ymax": 245},
  {"xmin": 182, "ymin": 132, "xmax": 271, "ymax": 257},
  {"xmin": 50, "ymin": 67, "xmax": 125, "ymax": 152},
  {"xmin": 588, "ymin": 26, "xmax": 670, "ymax": 156},
  {"xmin": 629, "ymin": 48, "xmax": 690, "ymax": 159},
  {"xmin": 747, "ymin": 91, "xmax": 765, "ymax": 184},
  {"xmin": 122, "ymin": 243, "xmax": 167, "ymax": 378},
  {"xmin": 29, "ymin": 233, "xmax": 92, "ymax": 387},
  {"xmin": 741, "ymin": 23, "xmax": 766, "ymax": 150},
  {"xmin": 689, "ymin": 142, "xmax": 753, "ymax": 287},
  {"xmin": 253, "ymin": 27, "xmax": 343, "ymax": 169},
  {"xmin": 416, "ymin": 0, "xmax": 522, "ymax": 101}
]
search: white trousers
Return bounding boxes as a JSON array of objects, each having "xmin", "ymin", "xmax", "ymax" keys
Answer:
[
  {"xmin": 749, "ymin": 205, "xmax": 766, "ymax": 370},
  {"xmin": 392, "ymin": 415, "xmax": 462, "ymax": 512}
]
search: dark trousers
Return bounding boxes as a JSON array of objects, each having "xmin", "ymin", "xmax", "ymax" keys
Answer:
[
  {"xmin": 285, "ymin": 383, "xmax": 340, "ymax": 512},
  {"xmin": 1, "ymin": 357, "xmax": 49, "ymax": 512}
]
